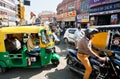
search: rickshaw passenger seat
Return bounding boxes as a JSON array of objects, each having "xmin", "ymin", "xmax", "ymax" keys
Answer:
[{"xmin": 5, "ymin": 37, "xmax": 21, "ymax": 54}]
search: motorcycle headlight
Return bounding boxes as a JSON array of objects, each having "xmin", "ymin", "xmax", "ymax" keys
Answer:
[{"xmin": 113, "ymin": 40, "xmax": 119, "ymax": 45}]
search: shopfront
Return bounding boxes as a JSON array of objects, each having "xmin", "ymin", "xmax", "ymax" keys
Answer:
[
  {"xmin": 56, "ymin": 10, "xmax": 76, "ymax": 28},
  {"xmin": 62, "ymin": 17, "xmax": 75, "ymax": 28},
  {"xmin": 76, "ymin": 13, "xmax": 89, "ymax": 28},
  {"xmin": 89, "ymin": 0, "xmax": 120, "ymax": 25}
]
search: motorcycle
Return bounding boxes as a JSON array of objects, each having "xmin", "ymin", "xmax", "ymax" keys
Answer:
[{"xmin": 66, "ymin": 49, "xmax": 120, "ymax": 79}]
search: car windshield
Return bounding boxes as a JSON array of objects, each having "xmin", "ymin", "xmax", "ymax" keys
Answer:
[{"xmin": 68, "ymin": 29, "xmax": 76, "ymax": 34}]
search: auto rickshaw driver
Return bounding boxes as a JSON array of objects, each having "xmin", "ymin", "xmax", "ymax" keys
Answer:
[{"xmin": 27, "ymin": 33, "xmax": 41, "ymax": 55}]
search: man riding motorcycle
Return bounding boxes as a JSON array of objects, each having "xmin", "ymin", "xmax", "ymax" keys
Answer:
[{"xmin": 77, "ymin": 28, "xmax": 106, "ymax": 79}]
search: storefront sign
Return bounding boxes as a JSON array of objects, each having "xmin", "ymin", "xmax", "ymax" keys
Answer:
[
  {"xmin": 89, "ymin": 0, "xmax": 120, "ymax": 7},
  {"xmin": 56, "ymin": 10, "xmax": 76, "ymax": 20},
  {"xmin": 90, "ymin": 2, "xmax": 120, "ymax": 13},
  {"xmin": 76, "ymin": 13, "xmax": 89, "ymax": 22}
]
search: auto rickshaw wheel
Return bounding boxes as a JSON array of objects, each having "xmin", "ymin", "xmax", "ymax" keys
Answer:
[
  {"xmin": 0, "ymin": 66, "xmax": 6, "ymax": 73},
  {"xmin": 51, "ymin": 60, "xmax": 59, "ymax": 67}
]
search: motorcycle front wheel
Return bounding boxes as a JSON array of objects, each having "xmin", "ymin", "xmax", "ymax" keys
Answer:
[
  {"xmin": 51, "ymin": 59, "xmax": 59, "ymax": 67},
  {"xmin": 67, "ymin": 57, "xmax": 76, "ymax": 66}
]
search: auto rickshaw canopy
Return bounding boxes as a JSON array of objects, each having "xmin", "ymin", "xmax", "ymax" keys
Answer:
[
  {"xmin": 0, "ymin": 26, "xmax": 45, "ymax": 34},
  {"xmin": 0, "ymin": 26, "xmax": 50, "ymax": 52}
]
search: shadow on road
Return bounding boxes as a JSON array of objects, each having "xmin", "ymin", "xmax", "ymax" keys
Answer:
[
  {"xmin": 55, "ymin": 41, "xmax": 75, "ymax": 57},
  {"xmin": 45, "ymin": 66, "xmax": 81, "ymax": 79},
  {"xmin": 0, "ymin": 64, "xmax": 57, "ymax": 79}
]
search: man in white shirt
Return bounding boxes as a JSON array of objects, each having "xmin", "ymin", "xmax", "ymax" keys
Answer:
[
  {"xmin": 74, "ymin": 26, "xmax": 85, "ymax": 49},
  {"xmin": 14, "ymin": 38, "xmax": 21, "ymax": 50}
]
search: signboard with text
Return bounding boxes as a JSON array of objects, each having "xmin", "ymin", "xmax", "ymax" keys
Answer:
[
  {"xmin": 56, "ymin": 10, "xmax": 76, "ymax": 20},
  {"xmin": 89, "ymin": 0, "xmax": 120, "ymax": 7},
  {"xmin": 90, "ymin": 2, "xmax": 120, "ymax": 13},
  {"xmin": 76, "ymin": 13, "xmax": 89, "ymax": 22}
]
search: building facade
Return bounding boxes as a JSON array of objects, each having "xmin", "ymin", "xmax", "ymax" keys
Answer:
[
  {"xmin": 56, "ymin": 0, "xmax": 80, "ymax": 28},
  {"xmin": 0, "ymin": 0, "xmax": 16, "ymax": 26},
  {"xmin": 89, "ymin": 0, "xmax": 120, "ymax": 25},
  {"xmin": 38, "ymin": 11, "xmax": 56, "ymax": 24},
  {"xmin": 76, "ymin": 0, "xmax": 89, "ymax": 28}
]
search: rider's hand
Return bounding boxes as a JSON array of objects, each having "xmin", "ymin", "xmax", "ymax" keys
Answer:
[{"xmin": 98, "ymin": 57, "xmax": 106, "ymax": 62}]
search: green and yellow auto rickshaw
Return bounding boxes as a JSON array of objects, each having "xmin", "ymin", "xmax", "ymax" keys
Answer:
[{"xmin": 0, "ymin": 26, "xmax": 60, "ymax": 73}]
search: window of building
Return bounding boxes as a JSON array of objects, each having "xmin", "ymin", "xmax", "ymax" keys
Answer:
[
  {"xmin": 0, "ymin": 1, "xmax": 16, "ymax": 11},
  {"xmin": 68, "ymin": 3, "xmax": 75, "ymax": 12},
  {"xmin": 81, "ymin": 1, "xmax": 89, "ymax": 12},
  {"xmin": 8, "ymin": 0, "xmax": 15, "ymax": 3},
  {"xmin": 0, "ymin": 11, "xmax": 7, "ymax": 15}
]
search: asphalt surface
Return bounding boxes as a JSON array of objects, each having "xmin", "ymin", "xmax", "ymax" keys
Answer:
[{"xmin": 0, "ymin": 39, "xmax": 81, "ymax": 79}]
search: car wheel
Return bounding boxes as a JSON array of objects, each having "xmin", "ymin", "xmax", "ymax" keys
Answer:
[{"xmin": 64, "ymin": 38, "xmax": 68, "ymax": 44}]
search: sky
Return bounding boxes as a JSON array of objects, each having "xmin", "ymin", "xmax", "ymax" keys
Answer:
[{"xmin": 24, "ymin": 0, "xmax": 63, "ymax": 22}]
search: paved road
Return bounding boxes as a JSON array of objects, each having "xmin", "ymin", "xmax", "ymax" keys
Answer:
[{"xmin": 0, "ymin": 41, "xmax": 81, "ymax": 79}]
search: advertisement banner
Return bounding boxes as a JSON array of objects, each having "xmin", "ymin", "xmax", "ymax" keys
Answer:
[
  {"xmin": 76, "ymin": 13, "xmax": 89, "ymax": 22},
  {"xmin": 90, "ymin": 2, "xmax": 120, "ymax": 13},
  {"xmin": 111, "ymin": 14, "xmax": 117, "ymax": 24},
  {"xmin": 56, "ymin": 10, "xmax": 76, "ymax": 20}
]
